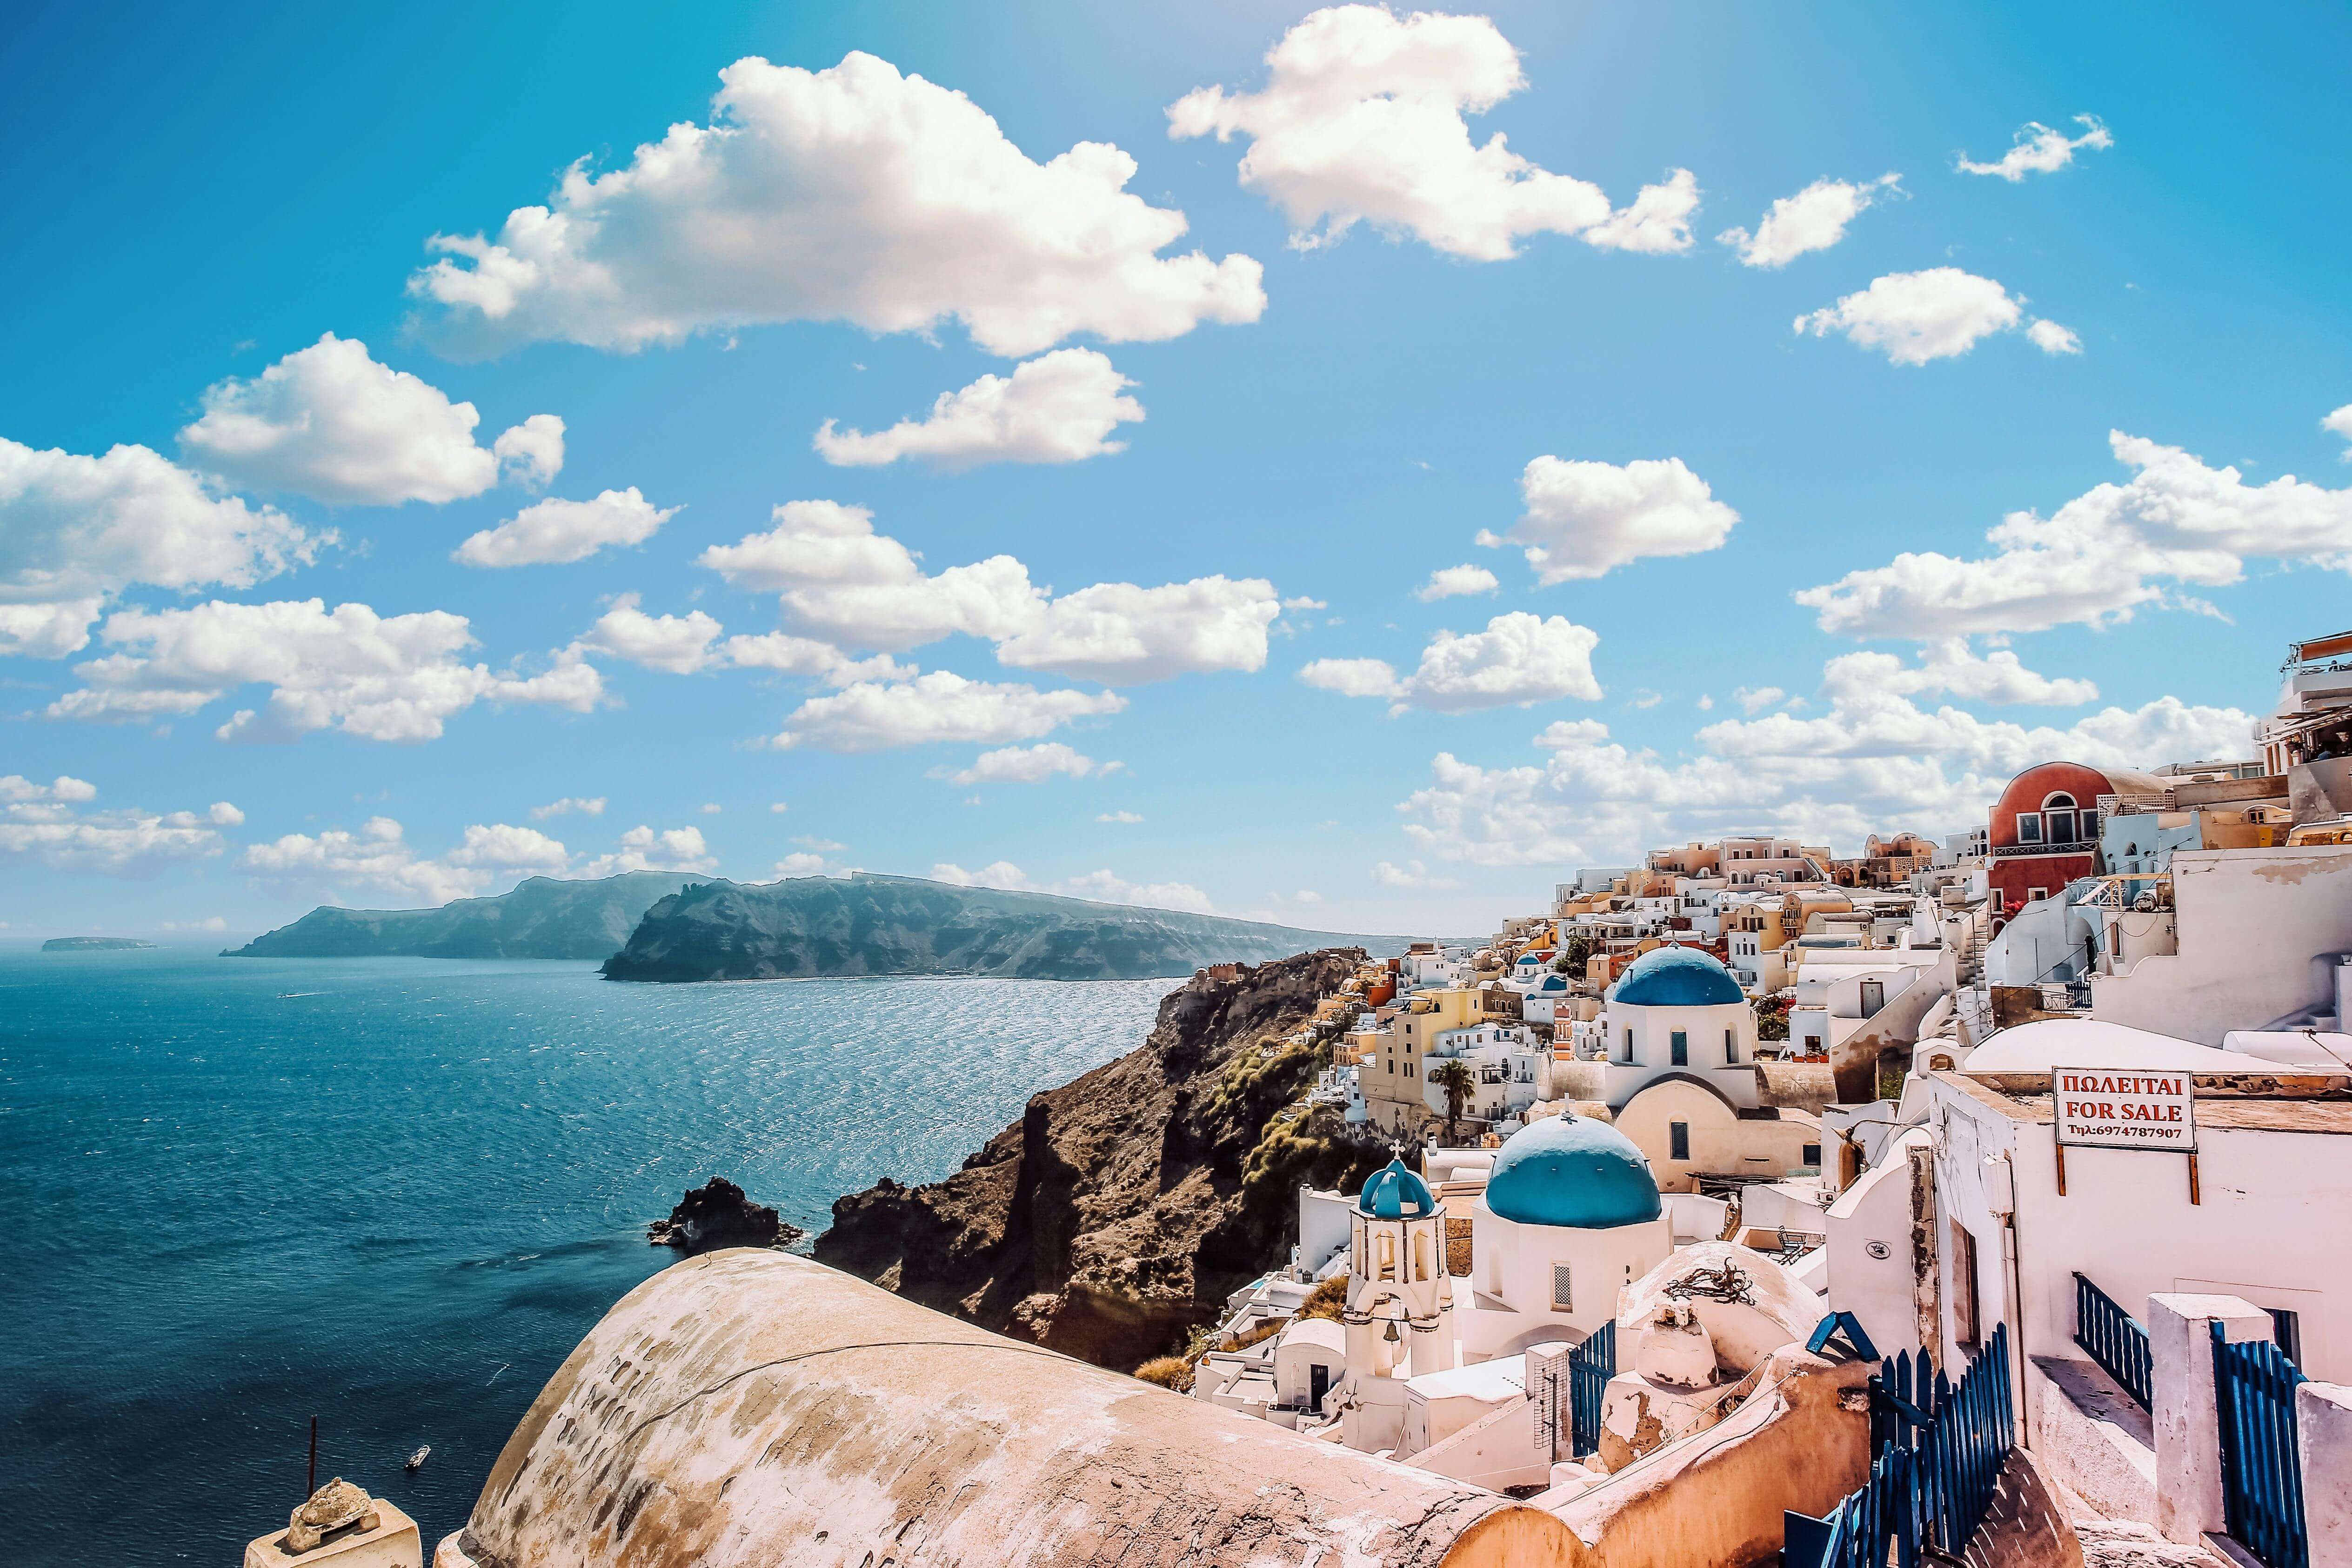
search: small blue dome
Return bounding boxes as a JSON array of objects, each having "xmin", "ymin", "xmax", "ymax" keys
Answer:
[
  {"xmin": 1485, "ymin": 1114, "xmax": 1662, "ymax": 1229},
  {"xmin": 1356, "ymin": 1158, "xmax": 1437, "ymax": 1220},
  {"xmin": 1610, "ymin": 946, "xmax": 1744, "ymax": 1008}
]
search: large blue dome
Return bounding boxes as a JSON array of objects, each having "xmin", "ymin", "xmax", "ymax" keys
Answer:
[
  {"xmin": 1610, "ymin": 945, "xmax": 1745, "ymax": 1008},
  {"xmin": 1356, "ymin": 1158, "xmax": 1437, "ymax": 1220},
  {"xmin": 1484, "ymin": 1114, "xmax": 1662, "ymax": 1228}
]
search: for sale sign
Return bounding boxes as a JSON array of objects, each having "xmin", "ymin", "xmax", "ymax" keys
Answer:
[{"xmin": 2052, "ymin": 1068, "xmax": 2196, "ymax": 1151}]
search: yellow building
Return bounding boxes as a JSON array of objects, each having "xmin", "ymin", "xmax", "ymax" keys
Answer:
[
  {"xmin": 1612, "ymin": 1077, "xmax": 1823, "ymax": 1193},
  {"xmin": 1359, "ymin": 988, "xmax": 1482, "ymax": 1137}
]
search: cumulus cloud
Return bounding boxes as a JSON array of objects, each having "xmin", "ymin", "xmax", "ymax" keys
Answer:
[
  {"xmin": 814, "ymin": 349, "xmax": 1143, "ymax": 468},
  {"xmin": 1718, "ymin": 173, "xmax": 1899, "ymax": 268},
  {"xmin": 1097, "ymin": 810, "xmax": 1143, "ymax": 824},
  {"xmin": 453, "ymin": 487, "xmax": 677, "ymax": 568},
  {"xmin": 701, "ymin": 501, "xmax": 1277, "ymax": 681},
  {"xmin": 771, "ymin": 670, "xmax": 1124, "ymax": 753},
  {"xmin": 1797, "ymin": 427, "xmax": 2352, "ymax": 637},
  {"xmin": 48, "ymin": 598, "xmax": 602, "ymax": 741},
  {"xmin": 2324, "ymin": 405, "xmax": 2352, "ymax": 454},
  {"xmin": 410, "ymin": 52, "xmax": 1263, "ymax": 359},
  {"xmin": 929, "ymin": 859, "xmax": 1212, "ymax": 913},
  {"xmin": 530, "ymin": 795, "xmax": 605, "ymax": 819},
  {"xmin": 1416, "ymin": 564, "xmax": 1498, "ymax": 601},
  {"xmin": 578, "ymin": 824, "xmax": 718, "ymax": 879},
  {"xmin": 177, "ymin": 334, "xmax": 559, "ymax": 506},
  {"xmin": 242, "ymin": 816, "xmax": 576, "ymax": 906},
  {"xmin": 1302, "ymin": 611, "xmax": 1602, "ymax": 714},
  {"xmin": 941, "ymin": 741, "xmax": 1115, "ymax": 785},
  {"xmin": 2026, "ymin": 319, "xmax": 2082, "ymax": 356},
  {"xmin": 1169, "ymin": 6, "xmax": 1691, "ymax": 260},
  {"xmin": 571, "ymin": 595, "xmax": 726, "ymax": 674},
  {"xmin": 1394, "ymin": 677, "xmax": 2250, "ymax": 870},
  {"xmin": 1, "ymin": 778, "xmax": 241, "ymax": 873},
  {"xmin": 772, "ymin": 851, "xmax": 835, "ymax": 876},
  {"xmin": 1794, "ymin": 267, "xmax": 2026, "ymax": 365},
  {"xmin": 1733, "ymin": 686, "xmax": 1786, "ymax": 714},
  {"xmin": 1492, "ymin": 454, "xmax": 1738, "ymax": 582},
  {"xmin": 1957, "ymin": 115, "xmax": 2112, "ymax": 181},
  {"xmin": 0, "ymin": 437, "xmax": 316, "ymax": 658}
]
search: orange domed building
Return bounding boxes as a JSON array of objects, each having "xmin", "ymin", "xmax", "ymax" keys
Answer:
[{"xmin": 1985, "ymin": 759, "xmax": 2163, "ymax": 915}]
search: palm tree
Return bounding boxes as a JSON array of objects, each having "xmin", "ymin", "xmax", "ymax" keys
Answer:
[{"xmin": 1430, "ymin": 1058, "xmax": 1474, "ymax": 1145}]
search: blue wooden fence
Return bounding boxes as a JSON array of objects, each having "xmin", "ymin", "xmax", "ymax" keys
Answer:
[
  {"xmin": 2213, "ymin": 1325, "xmax": 2310, "ymax": 1568},
  {"xmin": 2073, "ymin": 1271, "xmax": 2153, "ymax": 1410},
  {"xmin": 1569, "ymin": 1320, "xmax": 1615, "ymax": 1458},
  {"xmin": 1788, "ymin": 1324, "xmax": 2015, "ymax": 1568}
]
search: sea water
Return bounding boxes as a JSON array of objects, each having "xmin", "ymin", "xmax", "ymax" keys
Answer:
[{"xmin": 0, "ymin": 947, "xmax": 1167, "ymax": 1565}]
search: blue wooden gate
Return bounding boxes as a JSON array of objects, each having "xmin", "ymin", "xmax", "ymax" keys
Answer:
[
  {"xmin": 1789, "ymin": 1324, "xmax": 2015, "ymax": 1568},
  {"xmin": 2213, "ymin": 1325, "xmax": 2310, "ymax": 1568},
  {"xmin": 1569, "ymin": 1320, "xmax": 1615, "ymax": 1458},
  {"xmin": 2073, "ymin": 1272, "xmax": 2153, "ymax": 1409}
]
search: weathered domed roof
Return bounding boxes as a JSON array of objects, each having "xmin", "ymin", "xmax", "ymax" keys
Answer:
[
  {"xmin": 1356, "ymin": 1158, "xmax": 1438, "ymax": 1220},
  {"xmin": 1610, "ymin": 946, "xmax": 1744, "ymax": 1008},
  {"xmin": 1484, "ymin": 1114, "xmax": 1662, "ymax": 1229}
]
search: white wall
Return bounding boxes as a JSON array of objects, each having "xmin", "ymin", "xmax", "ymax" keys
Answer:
[
  {"xmin": 1461, "ymin": 1201, "xmax": 1672, "ymax": 1363},
  {"xmin": 1824, "ymin": 1127, "xmax": 1934, "ymax": 1362},
  {"xmin": 2094, "ymin": 843, "xmax": 2352, "ymax": 1044}
]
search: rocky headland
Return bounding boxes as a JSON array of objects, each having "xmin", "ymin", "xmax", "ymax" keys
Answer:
[
  {"xmin": 647, "ymin": 1177, "xmax": 804, "ymax": 1253},
  {"xmin": 814, "ymin": 949, "xmax": 1387, "ymax": 1370},
  {"xmin": 223, "ymin": 871, "xmax": 694, "ymax": 960},
  {"xmin": 600, "ymin": 873, "xmax": 1398, "ymax": 982}
]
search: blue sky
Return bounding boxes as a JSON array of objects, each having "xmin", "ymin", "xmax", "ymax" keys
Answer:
[{"xmin": 5, "ymin": 0, "xmax": 2351, "ymax": 938}]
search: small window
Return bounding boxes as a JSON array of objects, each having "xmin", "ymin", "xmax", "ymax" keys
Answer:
[
  {"xmin": 1670, "ymin": 1030, "xmax": 1688, "ymax": 1066},
  {"xmin": 1802, "ymin": 1142, "xmax": 1821, "ymax": 1167},
  {"xmin": 2271, "ymin": 1308, "xmax": 2303, "ymax": 1367},
  {"xmin": 1551, "ymin": 1263, "xmax": 1573, "ymax": 1311},
  {"xmin": 2028, "ymin": 887, "xmax": 2049, "ymax": 904},
  {"xmin": 1951, "ymin": 1222, "xmax": 1981, "ymax": 1350},
  {"xmin": 1669, "ymin": 1121, "xmax": 1690, "ymax": 1161},
  {"xmin": 1380, "ymin": 1233, "xmax": 1396, "ymax": 1281},
  {"xmin": 2046, "ymin": 809, "xmax": 2077, "ymax": 844},
  {"xmin": 1724, "ymin": 1028, "xmax": 1738, "ymax": 1064},
  {"xmin": 1623, "ymin": 1027, "xmax": 1634, "ymax": 1062},
  {"xmin": 1413, "ymin": 1232, "xmax": 1427, "ymax": 1282},
  {"xmin": 2017, "ymin": 814, "xmax": 2044, "ymax": 845}
]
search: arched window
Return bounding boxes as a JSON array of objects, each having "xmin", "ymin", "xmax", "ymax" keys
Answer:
[
  {"xmin": 2041, "ymin": 792, "xmax": 2079, "ymax": 845},
  {"xmin": 1379, "ymin": 1233, "xmax": 1395, "ymax": 1281},
  {"xmin": 1413, "ymin": 1231, "xmax": 1427, "ymax": 1281}
]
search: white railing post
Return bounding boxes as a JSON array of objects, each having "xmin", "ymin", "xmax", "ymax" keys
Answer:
[
  {"xmin": 2301, "ymin": 1382, "xmax": 2352, "ymax": 1568},
  {"xmin": 2148, "ymin": 1293, "xmax": 2273, "ymax": 1546}
]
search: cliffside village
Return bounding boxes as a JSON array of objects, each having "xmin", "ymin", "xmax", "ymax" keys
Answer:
[{"xmin": 284, "ymin": 633, "xmax": 2352, "ymax": 1568}]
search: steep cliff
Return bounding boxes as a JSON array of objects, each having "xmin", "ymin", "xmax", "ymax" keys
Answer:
[
  {"xmin": 814, "ymin": 950, "xmax": 1386, "ymax": 1369},
  {"xmin": 223, "ymin": 872, "xmax": 693, "ymax": 960},
  {"xmin": 600, "ymin": 872, "xmax": 1396, "ymax": 982}
]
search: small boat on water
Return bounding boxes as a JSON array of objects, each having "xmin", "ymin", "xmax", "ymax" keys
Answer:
[{"xmin": 405, "ymin": 1446, "xmax": 430, "ymax": 1472}]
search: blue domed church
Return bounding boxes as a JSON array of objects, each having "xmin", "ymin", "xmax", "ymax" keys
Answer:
[
  {"xmin": 1458, "ymin": 1111, "xmax": 1672, "ymax": 1362},
  {"xmin": 1597, "ymin": 946, "xmax": 1761, "ymax": 1114}
]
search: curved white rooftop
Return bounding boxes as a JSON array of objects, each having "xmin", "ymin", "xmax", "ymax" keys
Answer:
[{"xmin": 1967, "ymin": 1019, "xmax": 2348, "ymax": 1075}]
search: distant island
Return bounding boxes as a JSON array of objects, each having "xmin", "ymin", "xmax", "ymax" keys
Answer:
[
  {"xmin": 223, "ymin": 871, "xmax": 694, "ymax": 960},
  {"xmin": 601, "ymin": 872, "xmax": 1410, "ymax": 982},
  {"xmin": 41, "ymin": 936, "xmax": 158, "ymax": 952}
]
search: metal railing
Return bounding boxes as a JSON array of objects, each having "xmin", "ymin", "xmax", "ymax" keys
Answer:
[
  {"xmin": 2214, "ymin": 1325, "xmax": 2311, "ymax": 1568},
  {"xmin": 2073, "ymin": 1273, "xmax": 2153, "ymax": 1409},
  {"xmin": 1569, "ymin": 1321, "xmax": 1615, "ymax": 1458},
  {"xmin": 1787, "ymin": 1324, "xmax": 2015, "ymax": 1568}
]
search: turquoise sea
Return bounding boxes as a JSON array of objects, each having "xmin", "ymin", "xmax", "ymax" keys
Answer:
[{"xmin": 0, "ymin": 947, "xmax": 1166, "ymax": 1566}]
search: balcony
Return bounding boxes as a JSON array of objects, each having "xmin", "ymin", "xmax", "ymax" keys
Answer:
[{"xmin": 1990, "ymin": 841, "xmax": 2092, "ymax": 860}]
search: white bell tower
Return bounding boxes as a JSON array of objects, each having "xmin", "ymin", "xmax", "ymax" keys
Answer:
[{"xmin": 1340, "ymin": 1157, "xmax": 1456, "ymax": 1381}]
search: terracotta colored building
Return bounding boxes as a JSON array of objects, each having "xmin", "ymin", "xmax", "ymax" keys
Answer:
[{"xmin": 1985, "ymin": 760, "xmax": 2163, "ymax": 914}]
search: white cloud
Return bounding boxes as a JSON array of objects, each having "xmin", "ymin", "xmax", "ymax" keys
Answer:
[
  {"xmin": 411, "ymin": 52, "xmax": 1263, "ymax": 359},
  {"xmin": 577, "ymin": 824, "xmax": 718, "ymax": 879},
  {"xmin": 243, "ymin": 816, "xmax": 574, "ymax": 905},
  {"xmin": 1097, "ymin": 810, "xmax": 1143, "ymax": 824},
  {"xmin": 792, "ymin": 836, "xmax": 846, "ymax": 851},
  {"xmin": 773, "ymin": 851, "xmax": 835, "ymax": 876},
  {"xmin": 702, "ymin": 501, "xmax": 1276, "ymax": 681},
  {"xmin": 1371, "ymin": 858, "xmax": 1460, "ymax": 890},
  {"xmin": 1717, "ymin": 173, "xmax": 1899, "ymax": 268},
  {"xmin": 771, "ymin": 670, "xmax": 1124, "ymax": 753},
  {"xmin": 1581, "ymin": 167, "xmax": 1702, "ymax": 255},
  {"xmin": 573, "ymin": 594, "xmax": 726, "ymax": 674},
  {"xmin": 769, "ymin": 801, "xmax": 790, "ymax": 813},
  {"xmin": 178, "ymin": 334, "xmax": 558, "ymax": 506},
  {"xmin": 698, "ymin": 803, "xmax": 723, "ymax": 815},
  {"xmin": 1395, "ymin": 676, "xmax": 2250, "ymax": 869},
  {"xmin": 1794, "ymin": 267, "xmax": 2025, "ymax": 365},
  {"xmin": 491, "ymin": 414, "xmax": 566, "ymax": 489},
  {"xmin": 1, "ymin": 779, "xmax": 239, "ymax": 873},
  {"xmin": 1957, "ymin": 115, "xmax": 2112, "ymax": 181},
  {"xmin": 453, "ymin": 487, "xmax": 677, "ymax": 568},
  {"xmin": 1842, "ymin": 638, "xmax": 2096, "ymax": 706},
  {"xmin": 1797, "ymin": 427, "xmax": 2352, "ymax": 637},
  {"xmin": 1497, "ymin": 454, "xmax": 1738, "ymax": 582},
  {"xmin": 2325, "ymin": 405, "xmax": 2352, "ymax": 454},
  {"xmin": 814, "ymin": 349, "xmax": 1143, "ymax": 468},
  {"xmin": 994, "ymin": 576, "xmax": 1280, "ymax": 683},
  {"xmin": 719, "ymin": 632, "xmax": 913, "ymax": 686},
  {"xmin": 1733, "ymin": 686, "xmax": 1786, "ymax": 713},
  {"xmin": 929, "ymin": 858, "xmax": 1212, "ymax": 913},
  {"xmin": 530, "ymin": 795, "xmax": 605, "ymax": 819},
  {"xmin": 1304, "ymin": 612, "xmax": 1603, "ymax": 714},
  {"xmin": 2026, "ymin": 319, "xmax": 2082, "ymax": 356},
  {"xmin": 49, "ymin": 598, "xmax": 603, "ymax": 741},
  {"xmin": 1169, "ymin": 6, "xmax": 1687, "ymax": 260},
  {"xmin": 941, "ymin": 741, "xmax": 1112, "ymax": 785},
  {"xmin": 1415, "ymin": 564, "xmax": 1498, "ymax": 601},
  {"xmin": 0, "ymin": 437, "xmax": 316, "ymax": 658}
]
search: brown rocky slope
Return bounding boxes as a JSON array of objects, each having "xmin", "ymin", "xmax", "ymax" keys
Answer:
[{"xmin": 814, "ymin": 950, "xmax": 1388, "ymax": 1370}]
